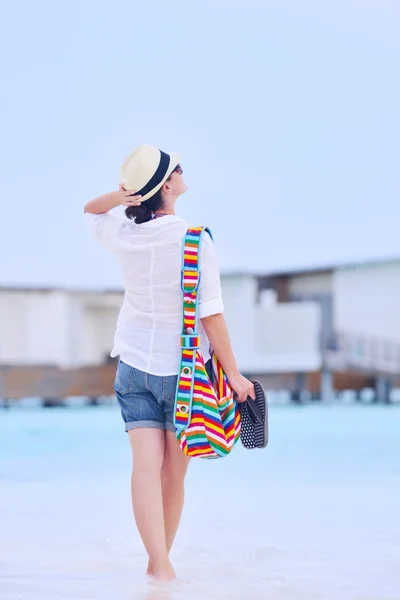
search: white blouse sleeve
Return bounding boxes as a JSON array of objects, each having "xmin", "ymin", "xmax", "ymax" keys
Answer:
[
  {"xmin": 198, "ymin": 232, "xmax": 224, "ymax": 319},
  {"xmin": 84, "ymin": 212, "xmax": 121, "ymax": 250}
]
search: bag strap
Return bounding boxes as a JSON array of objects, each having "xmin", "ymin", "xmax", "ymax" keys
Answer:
[
  {"xmin": 174, "ymin": 227, "xmax": 213, "ymax": 432},
  {"xmin": 180, "ymin": 226, "xmax": 213, "ymax": 341}
]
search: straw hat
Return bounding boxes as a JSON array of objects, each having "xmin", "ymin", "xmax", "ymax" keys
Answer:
[{"xmin": 120, "ymin": 144, "xmax": 180, "ymax": 202}]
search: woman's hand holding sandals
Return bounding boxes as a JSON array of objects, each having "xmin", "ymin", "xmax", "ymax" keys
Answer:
[{"xmin": 228, "ymin": 372, "xmax": 256, "ymax": 403}]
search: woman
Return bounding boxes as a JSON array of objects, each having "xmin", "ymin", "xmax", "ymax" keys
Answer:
[{"xmin": 84, "ymin": 144, "xmax": 255, "ymax": 582}]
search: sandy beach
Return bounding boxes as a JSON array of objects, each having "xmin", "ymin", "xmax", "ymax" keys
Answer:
[{"xmin": 0, "ymin": 403, "xmax": 399, "ymax": 600}]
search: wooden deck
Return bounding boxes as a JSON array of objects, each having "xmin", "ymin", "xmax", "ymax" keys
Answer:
[
  {"xmin": 1, "ymin": 363, "xmax": 395, "ymax": 403},
  {"xmin": 0, "ymin": 364, "xmax": 117, "ymax": 401}
]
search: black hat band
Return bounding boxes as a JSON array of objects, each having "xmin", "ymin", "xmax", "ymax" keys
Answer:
[{"xmin": 130, "ymin": 150, "xmax": 171, "ymax": 198}]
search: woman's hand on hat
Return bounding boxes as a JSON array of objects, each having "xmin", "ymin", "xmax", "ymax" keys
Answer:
[{"xmin": 118, "ymin": 184, "xmax": 142, "ymax": 207}]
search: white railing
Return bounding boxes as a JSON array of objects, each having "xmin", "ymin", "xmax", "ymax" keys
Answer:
[{"xmin": 325, "ymin": 332, "xmax": 400, "ymax": 375}]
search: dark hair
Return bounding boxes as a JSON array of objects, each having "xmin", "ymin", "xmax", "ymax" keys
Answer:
[
  {"xmin": 125, "ymin": 164, "xmax": 182, "ymax": 224},
  {"xmin": 125, "ymin": 188, "xmax": 163, "ymax": 224}
]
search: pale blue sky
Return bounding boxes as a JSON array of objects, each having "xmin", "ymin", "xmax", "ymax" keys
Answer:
[{"xmin": 0, "ymin": 0, "xmax": 399, "ymax": 288}]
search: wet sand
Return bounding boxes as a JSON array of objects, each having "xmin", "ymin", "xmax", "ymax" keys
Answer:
[{"xmin": 0, "ymin": 404, "xmax": 399, "ymax": 599}]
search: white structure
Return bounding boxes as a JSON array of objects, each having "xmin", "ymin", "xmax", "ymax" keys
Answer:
[
  {"xmin": 0, "ymin": 257, "xmax": 399, "ymax": 375},
  {"xmin": 0, "ymin": 289, "xmax": 122, "ymax": 367},
  {"xmin": 221, "ymin": 275, "xmax": 321, "ymax": 372},
  {"xmin": 259, "ymin": 257, "xmax": 400, "ymax": 375},
  {"xmin": 264, "ymin": 258, "xmax": 400, "ymax": 345},
  {"xmin": 0, "ymin": 278, "xmax": 321, "ymax": 372},
  {"xmin": 333, "ymin": 261, "xmax": 400, "ymax": 341}
]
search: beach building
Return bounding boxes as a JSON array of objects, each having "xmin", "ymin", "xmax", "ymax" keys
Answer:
[{"xmin": 1, "ymin": 257, "xmax": 399, "ymax": 402}]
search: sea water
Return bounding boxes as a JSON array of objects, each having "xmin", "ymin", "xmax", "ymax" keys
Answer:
[{"xmin": 0, "ymin": 404, "xmax": 399, "ymax": 600}]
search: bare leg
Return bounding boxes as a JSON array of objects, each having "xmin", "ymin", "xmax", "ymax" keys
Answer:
[
  {"xmin": 148, "ymin": 431, "xmax": 190, "ymax": 574},
  {"xmin": 162, "ymin": 431, "xmax": 191, "ymax": 551},
  {"xmin": 128, "ymin": 429, "xmax": 176, "ymax": 581}
]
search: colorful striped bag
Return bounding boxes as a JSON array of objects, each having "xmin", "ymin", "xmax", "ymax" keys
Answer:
[{"xmin": 173, "ymin": 227, "xmax": 241, "ymax": 458}]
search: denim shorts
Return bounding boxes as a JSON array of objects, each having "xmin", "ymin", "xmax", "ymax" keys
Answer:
[
  {"xmin": 114, "ymin": 359, "xmax": 213, "ymax": 433},
  {"xmin": 114, "ymin": 361, "xmax": 179, "ymax": 433}
]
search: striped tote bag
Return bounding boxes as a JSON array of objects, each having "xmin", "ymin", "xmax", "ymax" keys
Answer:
[{"xmin": 173, "ymin": 227, "xmax": 241, "ymax": 459}]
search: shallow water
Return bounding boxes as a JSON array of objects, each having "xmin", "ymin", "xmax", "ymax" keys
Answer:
[{"xmin": 0, "ymin": 404, "xmax": 399, "ymax": 599}]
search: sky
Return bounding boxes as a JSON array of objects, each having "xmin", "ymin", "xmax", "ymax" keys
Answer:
[{"xmin": 0, "ymin": 0, "xmax": 399, "ymax": 289}]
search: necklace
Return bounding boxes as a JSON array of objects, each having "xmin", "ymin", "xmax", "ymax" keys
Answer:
[{"xmin": 152, "ymin": 212, "xmax": 172, "ymax": 219}]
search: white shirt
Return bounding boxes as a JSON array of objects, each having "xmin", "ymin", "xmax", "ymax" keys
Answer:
[{"xmin": 85, "ymin": 213, "xmax": 224, "ymax": 376}]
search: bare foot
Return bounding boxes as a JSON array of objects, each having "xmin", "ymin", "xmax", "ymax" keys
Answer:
[
  {"xmin": 146, "ymin": 560, "xmax": 176, "ymax": 582},
  {"xmin": 146, "ymin": 561, "xmax": 154, "ymax": 578}
]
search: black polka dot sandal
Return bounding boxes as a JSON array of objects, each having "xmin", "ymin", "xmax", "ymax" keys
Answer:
[{"xmin": 238, "ymin": 381, "xmax": 268, "ymax": 449}]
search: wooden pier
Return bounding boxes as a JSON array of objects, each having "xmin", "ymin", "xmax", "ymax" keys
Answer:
[
  {"xmin": 1, "ymin": 362, "xmax": 398, "ymax": 406},
  {"xmin": 0, "ymin": 363, "xmax": 117, "ymax": 405}
]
